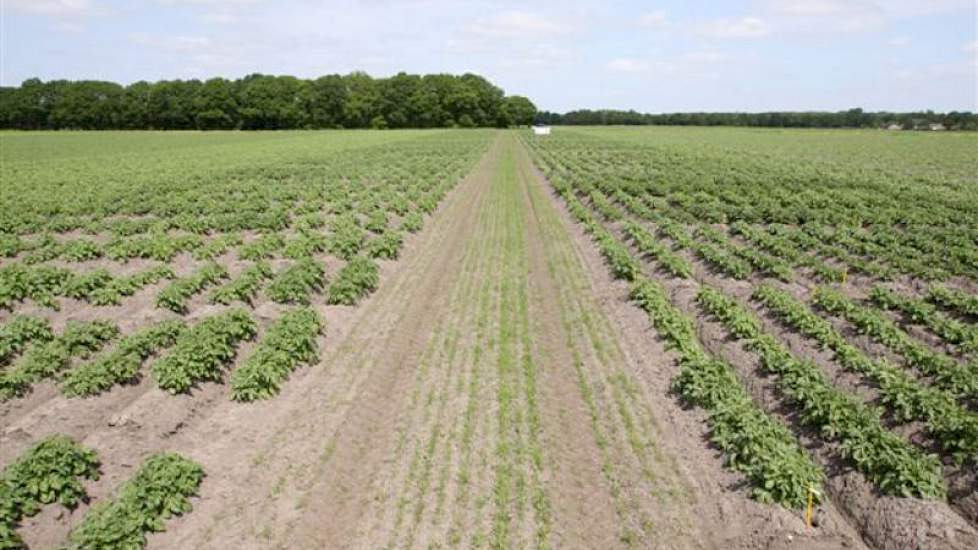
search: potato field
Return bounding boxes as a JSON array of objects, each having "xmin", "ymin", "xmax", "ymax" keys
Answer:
[{"xmin": 1, "ymin": 127, "xmax": 977, "ymax": 549}]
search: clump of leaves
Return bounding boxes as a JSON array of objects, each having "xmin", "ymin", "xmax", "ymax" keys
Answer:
[
  {"xmin": 152, "ymin": 309, "xmax": 256, "ymax": 394},
  {"xmin": 328, "ymin": 215, "xmax": 365, "ymax": 260},
  {"xmin": 364, "ymin": 209, "xmax": 388, "ymax": 234},
  {"xmin": 156, "ymin": 262, "xmax": 228, "ymax": 313},
  {"xmin": 0, "ymin": 320, "xmax": 118, "ymax": 400},
  {"xmin": 0, "ymin": 435, "xmax": 100, "ymax": 548},
  {"xmin": 326, "ymin": 257, "xmax": 379, "ymax": 305},
  {"xmin": 64, "ymin": 452, "xmax": 203, "ymax": 550},
  {"xmin": 365, "ymin": 231, "xmax": 404, "ymax": 260},
  {"xmin": 401, "ymin": 211, "xmax": 424, "ymax": 233},
  {"xmin": 209, "ymin": 261, "xmax": 272, "ymax": 305},
  {"xmin": 238, "ymin": 234, "xmax": 285, "ymax": 261},
  {"xmin": 63, "ymin": 320, "xmax": 186, "ymax": 397},
  {"xmin": 0, "ymin": 263, "xmax": 73, "ymax": 310},
  {"xmin": 89, "ymin": 266, "xmax": 175, "ymax": 306},
  {"xmin": 283, "ymin": 231, "xmax": 328, "ymax": 259},
  {"xmin": 230, "ymin": 307, "xmax": 323, "ymax": 401},
  {"xmin": 0, "ymin": 315, "xmax": 53, "ymax": 366},
  {"xmin": 62, "ymin": 239, "xmax": 104, "ymax": 262},
  {"xmin": 267, "ymin": 259, "xmax": 325, "ymax": 304},
  {"xmin": 192, "ymin": 233, "xmax": 242, "ymax": 261}
]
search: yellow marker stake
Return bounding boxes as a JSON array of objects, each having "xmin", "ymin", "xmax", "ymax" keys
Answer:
[{"xmin": 806, "ymin": 486, "xmax": 814, "ymax": 527}]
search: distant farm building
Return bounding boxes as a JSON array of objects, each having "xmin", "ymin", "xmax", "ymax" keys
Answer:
[
  {"xmin": 928, "ymin": 123, "xmax": 946, "ymax": 131},
  {"xmin": 532, "ymin": 125, "xmax": 551, "ymax": 136},
  {"xmin": 885, "ymin": 124, "xmax": 902, "ymax": 131}
]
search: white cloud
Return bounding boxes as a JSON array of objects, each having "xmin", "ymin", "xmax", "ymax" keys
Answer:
[
  {"xmin": 637, "ymin": 10, "xmax": 669, "ymax": 29},
  {"xmin": 51, "ymin": 21, "xmax": 86, "ymax": 33},
  {"xmin": 156, "ymin": 0, "xmax": 265, "ymax": 5},
  {"xmin": 607, "ymin": 51, "xmax": 738, "ymax": 80},
  {"xmin": 965, "ymin": 40, "xmax": 978, "ymax": 53},
  {"xmin": 694, "ymin": 16, "xmax": 770, "ymax": 39},
  {"xmin": 608, "ymin": 58, "xmax": 647, "ymax": 72},
  {"xmin": 129, "ymin": 32, "xmax": 213, "ymax": 53},
  {"xmin": 888, "ymin": 37, "xmax": 911, "ymax": 47},
  {"xmin": 6, "ymin": 0, "xmax": 96, "ymax": 16},
  {"xmin": 198, "ymin": 12, "xmax": 239, "ymax": 24},
  {"xmin": 462, "ymin": 11, "xmax": 574, "ymax": 39},
  {"xmin": 761, "ymin": 0, "xmax": 973, "ymax": 33}
]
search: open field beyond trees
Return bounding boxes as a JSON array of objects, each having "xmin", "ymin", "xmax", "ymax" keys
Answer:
[{"xmin": 2, "ymin": 126, "xmax": 978, "ymax": 549}]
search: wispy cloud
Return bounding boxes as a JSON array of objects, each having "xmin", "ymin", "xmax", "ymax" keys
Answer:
[
  {"xmin": 636, "ymin": 10, "xmax": 669, "ymax": 29},
  {"xmin": 6, "ymin": 0, "xmax": 97, "ymax": 16},
  {"xmin": 129, "ymin": 32, "xmax": 213, "ymax": 53},
  {"xmin": 462, "ymin": 11, "xmax": 574, "ymax": 39},
  {"xmin": 693, "ymin": 16, "xmax": 770, "ymax": 39},
  {"xmin": 608, "ymin": 58, "xmax": 646, "ymax": 72}
]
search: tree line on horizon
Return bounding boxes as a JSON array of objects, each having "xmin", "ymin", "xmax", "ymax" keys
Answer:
[
  {"xmin": 534, "ymin": 108, "xmax": 978, "ymax": 130},
  {"xmin": 0, "ymin": 72, "xmax": 538, "ymax": 130}
]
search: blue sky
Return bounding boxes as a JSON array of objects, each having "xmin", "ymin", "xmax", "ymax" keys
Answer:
[{"xmin": 3, "ymin": 0, "xmax": 976, "ymax": 112}]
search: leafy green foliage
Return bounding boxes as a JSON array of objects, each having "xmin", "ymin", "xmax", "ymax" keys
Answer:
[
  {"xmin": 61, "ymin": 239, "xmax": 104, "ymax": 262},
  {"xmin": 622, "ymin": 220, "xmax": 692, "ymax": 278},
  {"xmin": 328, "ymin": 215, "xmax": 366, "ymax": 260},
  {"xmin": 629, "ymin": 277, "xmax": 824, "ymax": 508},
  {"xmin": 267, "ymin": 259, "xmax": 325, "ymax": 304},
  {"xmin": 0, "ymin": 435, "xmax": 100, "ymax": 548},
  {"xmin": 698, "ymin": 286, "xmax": 945, "ymax": 498},
  {"xmin": 928, "ymin": 285, "xmax": 978, "ymax": 318},
  {"xmin": 0, "ymin": 320, "xmax": 118, "ymax": 400},
  {"xmin": 813, "ymin": 286, "xmax": 978, "ymax": 399},
  {"xmin": 152, "ymin": 309, "xmax": 256, "ymax": 394},
  {"xmin": 62, "ymin": 320, "xmax": 186, "ymax": 397},
  {"xmin": 88, "ymin": 266, "xmax": 174, "ymax": 306},
  {"xmin": 192, "ymin": 233, "xmax": 242, "ymax": 260},
  {"xmin": 230, "ymin": 308, "xmax": 323, "ymax": 401},
  {"xmin": 326, "ymin": 257, "xmax": 380, "ymax": 305},
  {"xmin": 283, "ymin": 231, "xmax": 328, "ymax": 259},
  {"xmin": 209, "ymin": 261, "xmax": 272, "ymax": 305},
  {"xmin": 364, "ymin": 209, "xmax": 388, "ymax": 234},
  {"xmin": 0, "ymin": 263, "xmax": 73, "ymax": 310},
  {"xmin": 238, "ymin": 234, "xmax": 285, "ymax": 260},
  {"xmin": 64, "ymin": 453, "xmax": 203, "ymax": 550},
  {"xmin": 594, "ymin": 228, "xmax": 640, "ymax": 281},
  {"xmin": 366, "ymin": 230, "xmax": 404, "ymax": 260},
  {"xmin": 401, "ymin": 211, "xmax": 424, "ymax": 233},
  {"xmin": 105, "ymin": 233, "xmax": 202, "ymax": 262},
  {"xmin": 156, "ymin": 262, "xmax": 228, "ymax": 313},
  {"xmin": 870, "ymin": 286, "xmax": 978, "ymax": 354},
  {"xmin": 0, "ymin": 315, "xmax": 53, "ymax": 366},
  {"xmin": 755, "ymin": 284, "xmax": 978, "ymax": 463}
]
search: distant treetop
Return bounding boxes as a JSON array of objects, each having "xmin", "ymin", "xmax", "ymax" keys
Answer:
[
  {"xmin": 534, "ymin": 107, "xmax": 977, "ymax": 131},
  {"xmin": 0, "ymin": 72, "xmax": 538, "ymax": 130}
]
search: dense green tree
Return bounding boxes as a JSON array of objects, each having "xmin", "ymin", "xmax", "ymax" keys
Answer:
[
  {"xmin": 306, "ymin": 74, "xmax": 347, "ymax": 128},
  {"xmin": 536, "ymin": 108, "xmax": 976, "ymax": 130},
  {"xmin": 193, "ymin": 78, "xmax": 238, "ymax": 130},
  {"xmin": 341, "ymin": 71, "xmax": 381, "ymax": 129},
  {"xmin": 0, "ymin": 72, "xmax": 540, "ymax": 130},
  {"xmin": 238, "ymin": 74, "xmax": 308, "ymax": 129},
  {"xmin": 501, "ymin": 95, "xmax": 536, "ymax": 126}
]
